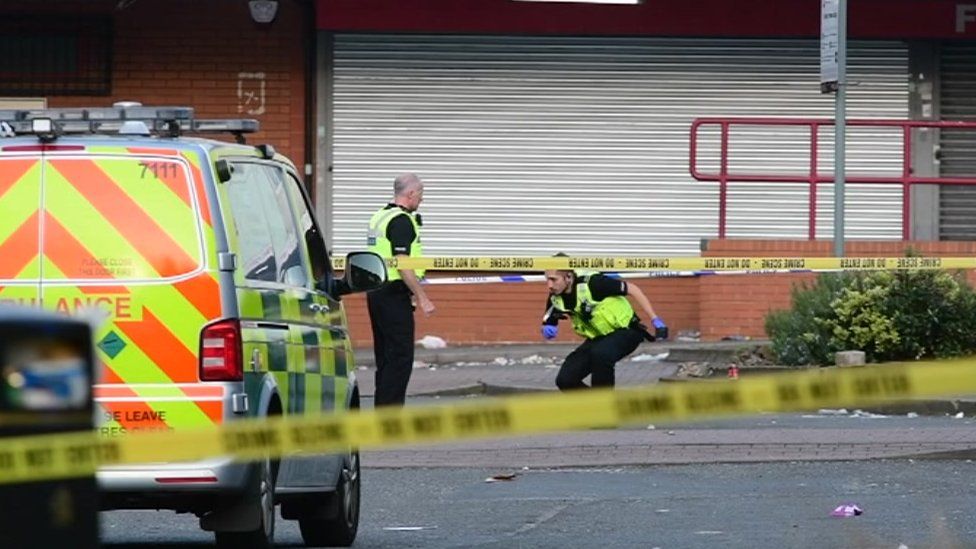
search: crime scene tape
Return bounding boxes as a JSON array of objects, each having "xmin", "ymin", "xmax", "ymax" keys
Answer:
[
  {"xmin": 331, "ymin": 255, "xmax": 969, "ymax": 273},
  {"xmin": 2, "ymin": 360, "xmax": 976, "ymax": 485}
]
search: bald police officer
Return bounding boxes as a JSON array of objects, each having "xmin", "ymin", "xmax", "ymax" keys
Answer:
[{"xmin": 366, "ymin": 173, "xmax": 435, "ymax": 406}]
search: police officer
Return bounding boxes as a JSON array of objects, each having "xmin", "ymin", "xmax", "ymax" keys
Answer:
[
  {"xmin": 542, "ymin": 264, "xmax": 667, "ymax": 390},
  {"xmin": 366, "ymin": 173, "xmax": 435, "ymax": 406}
]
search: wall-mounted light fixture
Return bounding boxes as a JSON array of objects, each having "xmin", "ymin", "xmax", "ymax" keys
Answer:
[{"xmin": 248, "ymin": 0, "xmax": 279, "ymax": 23}]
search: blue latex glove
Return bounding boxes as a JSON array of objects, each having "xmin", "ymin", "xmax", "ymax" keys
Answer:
[
  {"xmin": 542, "ymin": 325, "xmax": 558, "ymax": 340},
  {"xmin": 652, "ymin": 317, "xmax": 669, "ymax": 340}
]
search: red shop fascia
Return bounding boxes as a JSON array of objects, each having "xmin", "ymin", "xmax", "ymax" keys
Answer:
[{"xmin": 317, "ymin": 0, "xmax": 976, "ymax": 39}]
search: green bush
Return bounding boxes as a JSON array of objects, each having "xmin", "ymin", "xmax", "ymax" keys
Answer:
[{"xmin": 765, "ymin": 268, "xmax": 976, "ymax": 366}]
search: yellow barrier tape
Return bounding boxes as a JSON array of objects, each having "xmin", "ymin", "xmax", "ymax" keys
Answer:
[
  {"xmin": 331, "ymin": 255, "xmax": 969, "ymax": 272},
  {"xmin": 1, "ymin": 360, "xmax": 976, "ymax": 485}
]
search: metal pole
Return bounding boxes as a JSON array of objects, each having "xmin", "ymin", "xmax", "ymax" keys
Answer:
[{"xmin": 833, "ymin": 0, "xmax": 847, "ymax": 257}]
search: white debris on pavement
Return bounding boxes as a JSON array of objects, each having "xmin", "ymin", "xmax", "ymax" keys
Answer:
[
  {"xmin": 518, "ymin": 354, "xmax": 552, "ymax": 365},
  {"xmin": 817, "ymin": 408, "xmax": 850, "ymax": 415},
  {"xmin": 493, "ymin": 357, "xmax": 514, "ymax": 366},
  {"xmin": 383, "ymin": 526, "xmax": 437, "ymax": 531},
  {"xmin": 416, "ymin": 335, "xmax": 447, "ymax": 349},
  {"xmin": 954, "ymin": 411, "xmax": 965, "ymax": 418},
  {"xmin": 906, "ymin": 412, "xmax": 919, "ymax": 418},
  {"xmin": 805, "ymin": 409, "xmax": 888, "ymax": 419},
  {"xmin": 849, "ymin": 410, "xmax": 887, "ymax": 419},
  {"xmin": 629, "ymin": 352, "xmax": 669, "ymax": 362},
  {"xmin": 412, "ymin": 360, "xmax": 429, "ymax": 369}
]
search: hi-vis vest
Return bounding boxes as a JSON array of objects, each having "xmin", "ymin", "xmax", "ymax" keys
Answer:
[
  {"xmin": 551, "ymin": 274, "xmax": 635, "ymax": 339},
  {"xmin": 367, "ymin": 206, "xmax": 424, "ymax": 281}
]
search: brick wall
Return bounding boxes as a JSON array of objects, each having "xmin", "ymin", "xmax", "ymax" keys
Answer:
[
  {"xmin": 700, "ymin": 239, "xmax": 976, "ymax": 341},
  {"xmin": 344, "ymin": 275, "xmax": 700, "ymax": 347},
  {"xmin": 5, "ymin": 0, "xmax": 308, "ymax": 169},
  {"xmin": 345, "ymin": 240, "xmax": 976, "ymax": 347}
]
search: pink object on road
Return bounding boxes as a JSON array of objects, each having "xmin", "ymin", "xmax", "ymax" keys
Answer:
[{"xmin": 830, "ymin": 503, "xmax": 863, "ymax": 517}]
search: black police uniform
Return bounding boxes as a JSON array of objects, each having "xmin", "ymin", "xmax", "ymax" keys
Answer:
[{"xmin": 366, "ymin": 204, "xmax": 419, "ymax": 406}]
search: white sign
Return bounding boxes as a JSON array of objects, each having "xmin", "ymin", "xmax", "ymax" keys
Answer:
[
  {"xmin": 237, "ymin": 72, "xmax": 266, "ymax": 116},
  {"xmin": 820, "ymin": 0, "xmax": 839, "ymax": 93},
  {"xmin": 958, "ymin": 4, "xmax": 976, "ymax": 33}
]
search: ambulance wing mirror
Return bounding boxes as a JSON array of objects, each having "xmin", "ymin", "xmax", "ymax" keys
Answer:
[
  {"xmin": 215, "ymin": 160, "xmax": 233, "ymax": 183},
  {"xmin": 337, "ymin": 252, "xmax": 387, "ymax": 296}
]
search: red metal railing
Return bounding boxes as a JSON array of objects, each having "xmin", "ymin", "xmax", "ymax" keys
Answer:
[{"xmin": 689, "ymin": 118, "xmax": 976, "ymax": 239}]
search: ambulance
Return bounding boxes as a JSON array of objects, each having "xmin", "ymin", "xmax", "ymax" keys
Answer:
[{"xmin": 0, "ymin": 104, "xmax": 386, "ymax": 547}]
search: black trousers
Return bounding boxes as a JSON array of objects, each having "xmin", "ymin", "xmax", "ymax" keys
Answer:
[
  {"xmin": 555, "ymin": 327, "xmax": 644, "ymax": 390},
  {"xmin": 366, "ymin": 284, "xmax": 415, "ymax": 407}
]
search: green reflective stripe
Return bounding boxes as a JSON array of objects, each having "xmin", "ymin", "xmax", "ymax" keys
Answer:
[
  {"xmin": 287, "ymin": 339, "xmax": 306, "ymax": 375},
  {"xmin": 238, "ymin": 289, "xmax": 264, "ymax": 318},
  {"xmin": 280, "ymin": 290, "xmax": 302, "ymax": 321},
  {"xmin": 306, "ymin": 375, "xmax": 323, "ymax": 412},
  {"xmin": 321, "ymin": 330, "xmax": 337, "ymax": 376}
]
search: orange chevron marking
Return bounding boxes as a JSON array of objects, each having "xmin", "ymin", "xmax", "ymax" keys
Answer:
[
  {"xmin": 80, "ymin": 285, "xmax": 129, "ymax": 295},
  {"xmin": 196, "ymin": 400, "xmax": 223, "ymax": 423},
  {"xmin": 116, "ymin": 308, "xmax": 197, "ymax": 383},
  {"xmin": 43, "ymin": 212, "xmax": 113, "ymax": 279},
  {"xmin": 0, "ymin": 212, "xmax": 39, "ymax": 279},
  {"xmin": 122, "ymin": 150, "xmax": 193, "ymax": 214},
  {"xmin": 174, "ymin": 274, "xmax": 220, "ymax": 320},
  {"xmin": 184, "ymin": 156, "xmax": 212, "ymax": 226},
  {"xmin": 49, "ymin": 159, "xmax": 198, "ymax": 277},
  {"xmin": 42, "ymin": 214, "xmax": 129, "ymax": 294},
  {"xmin": 0, "ymin": 159, "xmax": 37, "ymax": 201}
]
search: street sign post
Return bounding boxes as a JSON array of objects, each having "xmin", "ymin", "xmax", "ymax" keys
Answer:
[{"xmin": 822, "ymin": 0, "xmax": 847, "ymax": 257}]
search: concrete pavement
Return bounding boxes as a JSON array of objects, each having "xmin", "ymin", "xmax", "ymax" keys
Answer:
[
  {"xmin": 352, "ymin": 340, "xmax": 976, "ymax": 416},
  {"xmin": 363, "ymin": 426, "xmax": 976, "ymax": 468}
]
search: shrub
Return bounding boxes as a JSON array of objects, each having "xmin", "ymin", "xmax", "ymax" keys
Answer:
[{"xmin": 764, "ymin": 268, "xmax": 976, "ymax": 366}]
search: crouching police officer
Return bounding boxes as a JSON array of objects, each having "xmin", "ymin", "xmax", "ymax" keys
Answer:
[{"xmin": 542, "ymin": 263, "xmax": 667, "ymax": 391}]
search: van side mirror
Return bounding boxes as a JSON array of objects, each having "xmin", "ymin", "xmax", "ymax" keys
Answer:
[
  {"xmin": 338, "ymin": 252, "xmax": 387, "ymax": 295},
  {"xmin": 215, "ymin": 159, "xmax": 233, "ymax": 183}
]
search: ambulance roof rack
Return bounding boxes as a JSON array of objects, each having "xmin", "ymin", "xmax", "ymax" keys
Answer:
[{"xmin": 0, "ymin": 104, "xmax": 259, "ymax": 144}]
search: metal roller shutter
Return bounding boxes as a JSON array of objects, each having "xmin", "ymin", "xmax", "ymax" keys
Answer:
[
  {"xmin": 939, "ymin": 43, "xmax": 976, "ymax": 241},
  {"xmin": 328, "ymin": 35, "xmax": 908, "ymax": 256}
]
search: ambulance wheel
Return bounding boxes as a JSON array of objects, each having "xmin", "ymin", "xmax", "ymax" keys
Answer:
[
  {"xmin": 298, "ymin": 450, "xmax": 360, "ymax": 547},
  {"xmin": 215, "ymin": 456, "xmax": 277, "ymax": 549}
]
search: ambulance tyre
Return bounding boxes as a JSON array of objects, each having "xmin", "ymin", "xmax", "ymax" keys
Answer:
[
  {"xmin": 298, "ymin": 450, "xmax": 360, "ymax": 547},
  {"xmin": 215, "ymin": 456, "xmax": 277, "ymax": 549}
]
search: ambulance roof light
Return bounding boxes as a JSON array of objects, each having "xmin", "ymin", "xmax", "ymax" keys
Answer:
[
  {"xmin": 0, "ymin": 105, "xmax": 259, "ymax": 141},
  {"xmin": 31, "ymin": 118, "xmax": 58, "ymax": 143}
]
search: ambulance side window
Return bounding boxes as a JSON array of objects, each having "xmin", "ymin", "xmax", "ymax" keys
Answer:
[
  {"xmin": 282, "ymin": 172, "xmax": 332, "ymax": 292},
  {"xmin": 224, "ymin": 163, "xmax": 277, "ymax": 282},
  {"xmin": 262, "ymin": 167, "xmax": 307, "ymax": 288}
]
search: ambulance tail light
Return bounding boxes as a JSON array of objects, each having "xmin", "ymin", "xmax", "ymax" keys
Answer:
[{"xmin": 199, "ymin": 319, "xmax": 242, "ymax": 381}]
